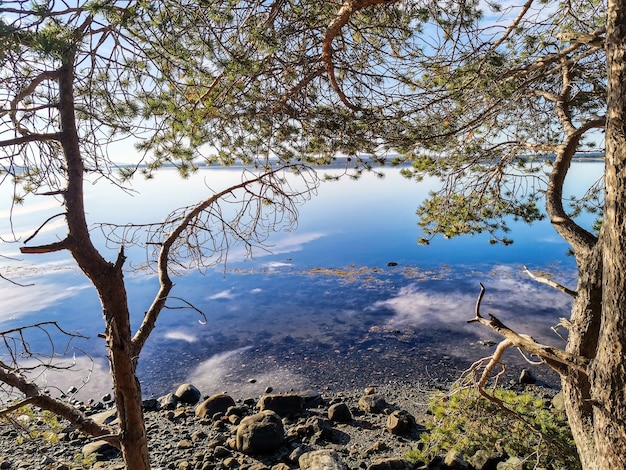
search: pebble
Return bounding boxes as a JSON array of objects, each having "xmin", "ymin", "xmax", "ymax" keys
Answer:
[{"xmin": 0, "ymin": 381, "xmax": 440, "ymax": 470}]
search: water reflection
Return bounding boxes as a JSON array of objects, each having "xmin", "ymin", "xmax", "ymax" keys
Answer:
[{"xmin": 0, "ymin": 162, "xmax": 603, "ymax": 398}]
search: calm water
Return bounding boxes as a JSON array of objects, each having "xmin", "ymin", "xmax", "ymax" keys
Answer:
[{"xmin": 0, "ymin": 161, "xmax": 603, "ymax": 399}]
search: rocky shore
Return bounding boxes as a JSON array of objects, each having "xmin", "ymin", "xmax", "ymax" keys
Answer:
[{"xmin": 0, "ymin": 378, "xmax": 558, "ymax": 470}]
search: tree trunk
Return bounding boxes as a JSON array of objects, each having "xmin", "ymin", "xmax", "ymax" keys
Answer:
[
  {"xmin": 590, "ymin": 0, "xmax": 626, "ymax": 466},
  {"xmin": 57, "ymin": 60, "xmax": 151, "ymax": 470},
  {"xmin": 562, "ymin": 246, "xmax": 602, "ymax": 469}
]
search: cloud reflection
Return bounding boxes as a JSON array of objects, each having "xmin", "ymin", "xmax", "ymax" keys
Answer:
[
  {"xmin": 207, "ymin": 288, "xmax": 236, "ymax": 300},
  {"xmin": 163, "ymin": 330, "xmax": 198, "ymax": 343},
  {"xmin": 371, "ymin": 273, "xmax": 574, "ymax": 345},
  {"xmin": 0, "ymin": 281, "xmax": 90, "ymax": 322}
]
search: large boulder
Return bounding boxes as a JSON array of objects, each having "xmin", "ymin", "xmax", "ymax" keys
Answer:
[
  {"xmin": 236, "ymin": 410, "xmax": 285, "ymax": 454},
  {"xmin": 195, "ymin": 393, "xmax": 236, "ymax": 418},
  {"xmin": 257, "ymin": 393, "xmax": 304, "ymax": 417},
  {"xmin": 299, "ymin": 449, "xmax": 346, "ymax": 470}
]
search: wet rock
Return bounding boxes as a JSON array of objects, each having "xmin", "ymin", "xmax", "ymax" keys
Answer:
[
  {"xmin": 195, "ymin": 394, "xmax": 237, "ymax": 419},
  {"xmin": 175, "ymin": 383, "xmax": 202, "ymax": 405},
  {"xmin": 385, "ymin": 410, "xmax": 415, "ymax": 435},
  {"xmin": 367, "ymin": 457, "xmax": 414, "ymax": 470},
  {"xmin": 257, "ymin": 393, "xmax": 304, "ymax": 417},
  {"xmin": 236, "ymin": 410, "xmax": 285, "ymax": 454},
  {"xmin": 328, "ymin": 402, "xmax": 352, "ymax": 422},
  {"xmin": 358, "ymin": 394, "xmax": 388, "ymax": 413},
  {"xmin": 299, "ymin": 449, "xmax": 347, "ymax": 470}
]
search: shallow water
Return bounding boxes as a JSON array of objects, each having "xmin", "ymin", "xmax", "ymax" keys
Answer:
[{"xmin": 0, "ymin": 161, "xmax": 602, "ymax": 399}]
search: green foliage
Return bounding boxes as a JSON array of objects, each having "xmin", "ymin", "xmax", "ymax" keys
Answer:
[
  {"xmin": 73, "ymin": 452, "xmax": 98, "ymax": 469},
  {"xmin": 407, "ymin": 387, "xmax": 580, "ymax": 470},
  {"xmin": 2, "ymin": 404, "xmax": 64, "ymax": 445}
]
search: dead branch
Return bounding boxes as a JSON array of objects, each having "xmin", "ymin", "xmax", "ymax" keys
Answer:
[
  {"xmin": 523, "ymin": 265, "xmax": 577, "ymax": 297},
  {"xmin": 469, "ymin": 283, "xmax": 588, "ymax": 376},
  {"xmin": 20, "ymin": 238, "xmax": 70, "ymax": 254},
  {"xmin": 0, "ymin": 367, "xmax": 119, "ymax": 448}
]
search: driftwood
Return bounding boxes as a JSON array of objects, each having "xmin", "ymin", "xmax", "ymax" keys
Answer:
[{"xmin": 468, "ymin": 283, "xmax": 589, "ymax": 377}]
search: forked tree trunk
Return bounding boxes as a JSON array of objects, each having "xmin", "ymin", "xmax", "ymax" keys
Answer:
[{"xmin": 57, "ymin": 60, "xmax": 151, "ymax": 470}]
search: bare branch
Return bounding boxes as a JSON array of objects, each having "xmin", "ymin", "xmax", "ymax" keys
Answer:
[
  {"xmin": 469, "ymin": 283, "xmax": 589, "ymax": 375},
  {"xmin": 23, "ymin": 213, "xmax": 67, "ymax": 244},
  {"xmin": 20, "ymin": 238, "xmax": 70, "ymax": 254},
  {"xmin": 0, "ymin": 367, "xmax": 119, "ymax": 448},
  {"xmin": 523, "ymin": 265, "xmax": 578, "ymax": 297},
  {"xmin": 322, "ymin": 0, "xmax": 399, "ymax": 111}
]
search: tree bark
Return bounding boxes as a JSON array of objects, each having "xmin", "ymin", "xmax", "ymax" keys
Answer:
[
  {"xmin": 590, "ymin": 0, "xmax": 626, "ymax": 465},
  {"xmin": 56, "ymin": 60, "xmax": 150, "ymax": 470},
  {"xmin": 562, "ymin": 246, "xmax": 602, "ymax": 469}
]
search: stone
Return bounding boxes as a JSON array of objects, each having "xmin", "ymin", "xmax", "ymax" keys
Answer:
[
  {"xmin": 177, "ymin": 439, "xmax": 193, "ymax": 449},
  {"xmin": 519, "ymin": 369, "xmax": 536, "ymax": 385},
  {"xmin": 175, "ymin": 383, "xmax": 202, "ymax": 405},
  {"xmin": 299, "ymin": 449, "xmax": 347, "ymax": 470},
  {"xmin": 195, "ymin": 394, "xmax": 237, "ymax": 418},
  {"xmin": 236, "ymin": 410, "xmax": 285, "ymax": 454},
  {"xmin": 468, "ymin": 449, "xmax": 503, "ymax": 470},
  {"xmin": 552, "ymin": 392, "xmax": 566, "ymax": 413},
  {"xmin": 306, "ymin": 416, "xmax": 333, "ymax": 440},
  {"xmin": 257, "ymin": 393, "xmax": 305, "ymax": 417},
  {"xmin": 367, "ymin": 457, "xmax": 414, "ymax": 470},
  {"xmin": 497, "ymin": 457, "xmax": 525, "ymax": 470},
  {"xmin": 289, "ymin": 446, "xmax": 306, "ymax": 462},
  {"xmin": 272, "ymin": 464, "xmax": 290, "ymax": 470},
  {"xmin": 158, "ymin": 393, "xmax": 178, "ymax": 410},
  {"xmin": 358, "ymin": 394, "xmax": 388, "ymax": 413},
  {"xmin": 328, "ymin": 403, "xmax": 352, "ymax": 422},
  {"xmin": 444, "ymin": 449, "xmax": 470, "ymax": 470},
  {"xmin": 90, "ymin": 408, "xmax": 118, "ymax": 426},
  {"xmin": 142, "ymin": 398, "xmax": 158, "ymax": 411},
  {"xmin": 82, "ymin": 440, "xmax": 119, "ymax": 461},
  {"xmin": 385, "ymin": 410, "xmax": 415, "ymax": 435}
]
